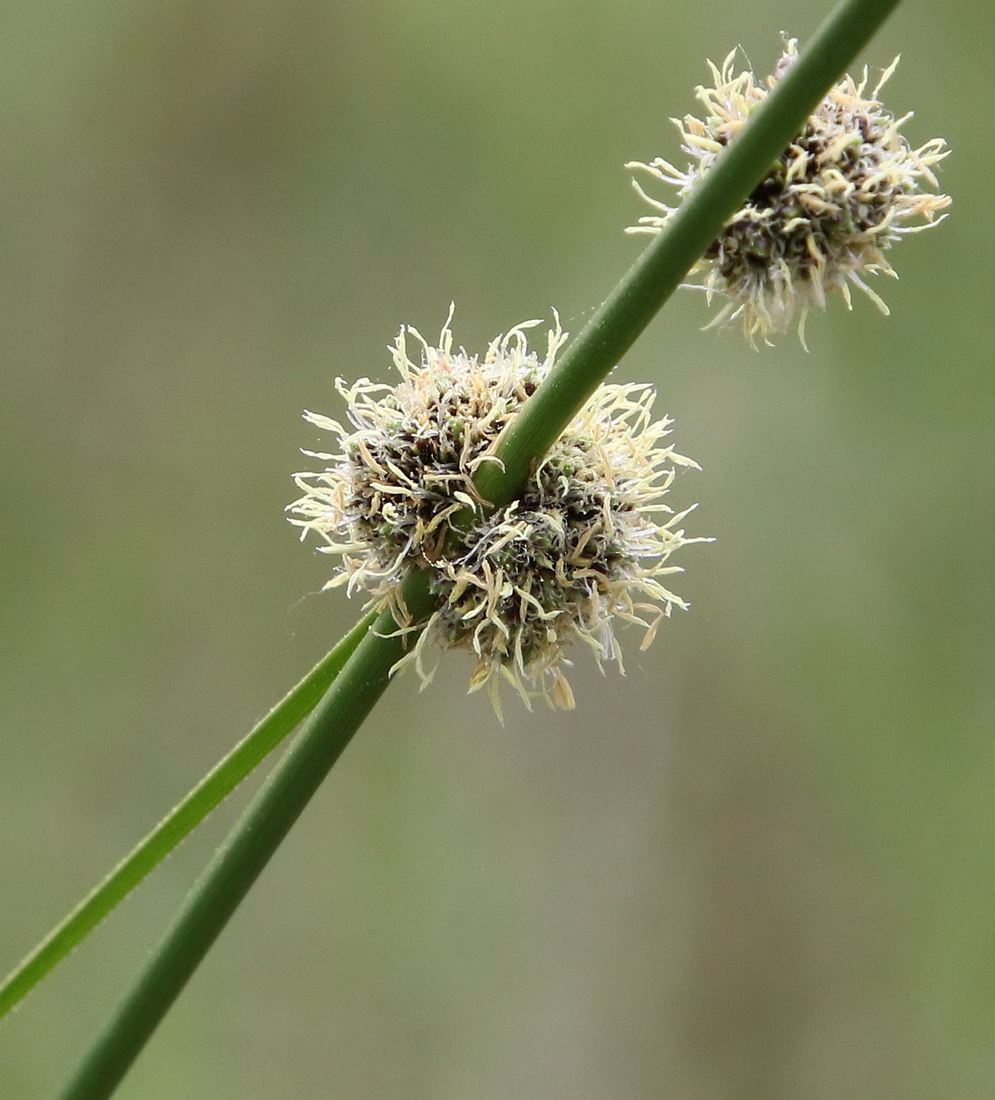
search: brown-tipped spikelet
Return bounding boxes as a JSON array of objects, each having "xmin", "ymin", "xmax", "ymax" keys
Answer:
[
  {"xmin": 288, "ymin": 310, "xmax": 708, "ymax": 718},
  {"xmin": 627, "ymin": 38, "xmax": 950, "ymax": 347}
]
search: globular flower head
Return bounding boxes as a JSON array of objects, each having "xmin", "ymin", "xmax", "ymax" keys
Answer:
[
  {"xmin": 288, "ymin": 310, "xmax": 708, "ymax": 717},
  {"xmin": 627, "ymin": 38, "xmax": 951, "ymax": 347}
]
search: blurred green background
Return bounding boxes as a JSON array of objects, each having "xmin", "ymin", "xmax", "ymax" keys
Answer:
[{"xmin": 1, "ymin": 1, "xmax": 990, "ymax": 1097}]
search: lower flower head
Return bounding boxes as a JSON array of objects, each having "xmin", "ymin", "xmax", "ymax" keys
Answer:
[
  {"xmin": 627, "ymin": 38, "xmax": 950, "ymax": 347},
  {"xmin": 288, "ymin": 310, "xmax": 708, "ymax": 717}
]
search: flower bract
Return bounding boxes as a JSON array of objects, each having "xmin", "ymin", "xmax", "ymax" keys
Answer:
[
  {"xmin": 288, "ymin": 310, "xmax": 707, "ymax": 717},
  {"xmin": 627, "ymin": 38, "xmax": 951, "ymax": 347}
]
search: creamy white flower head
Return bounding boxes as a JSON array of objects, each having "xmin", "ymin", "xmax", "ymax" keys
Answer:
[
  {"xmin": 627, "ymin": 38, "xmax": 951, "ymax": 347},
  {"xmin": 288, "ymin": 309, "xmax": 709, "ymax": 718}
]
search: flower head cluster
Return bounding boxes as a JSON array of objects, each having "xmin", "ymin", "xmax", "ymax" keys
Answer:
[
  {"xmin": 627, "ymin": 38, "xmax": 950, "ymax": 346},
  {"xmin": 288, "ymin": 311, "xmax": 706, "ymax": 717}
]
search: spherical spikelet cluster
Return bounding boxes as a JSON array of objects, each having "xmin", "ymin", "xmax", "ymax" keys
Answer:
[
  {"xmin": 288, "ymin": 310, "xmax": 707, "ymax": 718},
  {"xmin": 627, "ymin": 38, "xmax": 951, "ymax": 347}
]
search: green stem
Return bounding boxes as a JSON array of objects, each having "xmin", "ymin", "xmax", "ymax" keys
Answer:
[
  {"xmin": 477, "ymin": 0, "xmax": 900, "ymax": 507},
  {"xmin": 58, "ymin": 574, "xmax": 435, "ymax": 1100},
  {"xmin": 0, "ymin": 608, "xmax": 378, "ymax": 1021},
  {"xmin": 58, "ymin": 1, "xmax": 900, "ymax": 1094}
]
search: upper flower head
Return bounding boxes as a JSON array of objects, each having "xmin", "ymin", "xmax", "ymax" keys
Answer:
[
  {"xmin": 288, "ymin": 309, "xmax": 708, "ymax": 718},
  {"xmin": 627, "ymin": 38, "xmax": 951, "ymax": 347}
]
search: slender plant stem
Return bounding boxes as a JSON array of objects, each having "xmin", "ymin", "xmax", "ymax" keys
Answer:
[
  {"xmin": 476, "ymin": 0, "xmax": 900, "ymax": 507},
  {"xmin": 0, "ymin": 608, "xmax": 378, "ymax": 1021},
  {"xmin": 58, "ymin": 2, "xmax": 900, "ymax": 1095},
  {"xmin": 58, "ymin": 574, "xmax": 435, "ymax": 1100}
]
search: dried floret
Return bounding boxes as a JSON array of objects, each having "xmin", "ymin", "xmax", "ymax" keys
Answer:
[
  {"xmin": 628, "ymin": 39, "xmax": 950, "ymax": 346},
  {"xmin": 289, "ymin": 310, "xmax": 707, "ymax": 716}
]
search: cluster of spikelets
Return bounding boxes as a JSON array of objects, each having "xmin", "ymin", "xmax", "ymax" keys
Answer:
[
  {"xmin": 288, "ymin": 312, "xmax": 707, "ymax": 717},
  {"xmin": 627, "ymin": 38, "xmax": 950, "ymax": 347},
  {"xmin": 290, "ymin": 36, "xmax": 949, "ymax": 716}
]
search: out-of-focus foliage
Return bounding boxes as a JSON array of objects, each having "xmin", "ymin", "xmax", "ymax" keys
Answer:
[{"xmin": 0, "ymin": 2, "xmax": 990, "ymax": 1097}]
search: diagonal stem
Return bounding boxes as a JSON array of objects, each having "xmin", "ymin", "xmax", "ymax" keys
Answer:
[
  {"xmin": 59, "ymin": 575, "xmax": 435, "ymax": 1100},
  {"xmin": 477, "ymin": 0, "xmax": 901, "ymax": 508},
  {"xmin": 0, "ymin": 608, "xmax": 378, "ymax": 1021}
]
